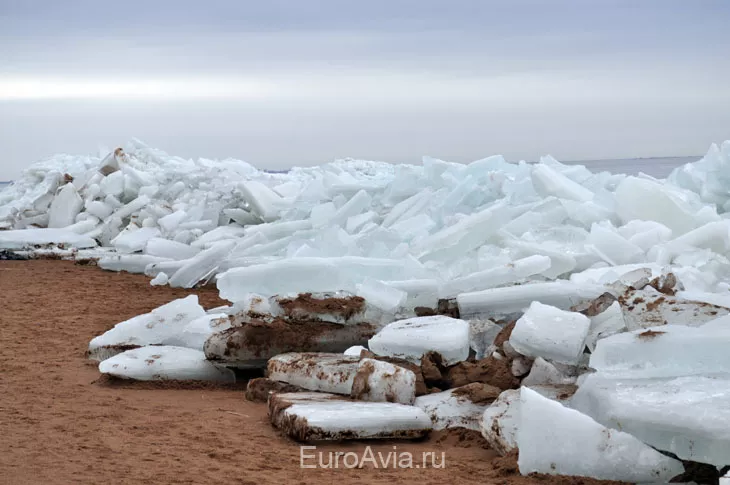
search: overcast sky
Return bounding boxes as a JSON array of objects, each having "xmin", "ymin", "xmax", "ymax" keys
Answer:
[{"xmin": 1, "ymin": 0, "xmax": 729, "ymax": 179}]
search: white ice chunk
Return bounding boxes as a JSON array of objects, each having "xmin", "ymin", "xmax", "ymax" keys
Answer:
[
  {"xmin": 144, "ymin": 238, "xmax": 200, "ymax": 260},
  {"xmin": 415, "ymin": 387, "xmax": 492, "ymax": 430},
  {"xmin": 572, "ymin": 373, "xmax": 730, "ymax": 467},
  {"xmin": 99, "ymin": 255, "xmax": 173, "ymax": 274},
  {"xmin": 382, "ymin": 279, "xmax": 440, "ymax": 309},
  {"xmin": 158, "ymin": 210, "xmax": 188, "ymax": 233},
  {"xmin": 344, "ymin": 345, "xmax": 367, "ymax": 356},
  {"xmin": 111, "ymin": 226, "xmax": 160, "ymax": 253},
  {"xmin": 99, "ymin": 346, "xmax": 234, "ymax": 382},
  {"xmin": 355, "ymin": 279, "xmax": 407, "ymax": 313},
  {"xmin": 480, "ymin": 389, "xmax": 521, "ymax": 455},
  {"xmin": 509, "ymin": 302, "xmax": 590, "ymax": 365},
  {"xmin": 190, "ymin": 225, "xmax": 247, "ymax": 249},
  {"xmin": 521, "ymin": 358, "xmax": 577, "ymax": 387},
  {"xmin": 180, "ymin": 313, "xmax": 231, "ymax": 351},
  {"xmin": 517, "ymin": 387, "xmax": 683, "ymax": 482},
  {"xmin": 168, "ymin": 240, "xmax": 236, "ymax": 288},
  {"xmin": 614, "ymin": 176, "xmax": 709, "ymax": 235},
  {"xmin": 440, "ymin": 255, "xmax": 551, "ymax": 298},
  {"xmin": 267, "ymin": 353, "xmax": 360, "ymax": 395},
  {"xmin": 585, "ymin": 301, "xmax": 627, "ymax": 351},
  {"xmin": 368, "ymin": 315, "xmax": 470, "ymax": 365},
  {"xmin": 0, "ymin": 228, "xmax": 97, "ymax": 249},
  {"xmin": 351, "ymin": 358, "xmax": 416, "ymax": 405},
  {"xmin": 48, "ymin": 184, "xmax": 84, "ymax": 228},
  {"xmin": 586, "ymin": 223, "xmax": 645, "ymax": 266},
  {"xmin": 531, "ymin": 164, "xmax": 594, "ymax": 202},
  {"xmin": 239, "ymin": 180, "xmax": 284, "ymax": 222},
  {"xmin": 84, "ymin": 200, "xmax": 114, "ymax": 220},
  {"xmin": 150, "ymin": 272, "xmax": 169, "ymax": 286},
  {"xmin": 99, "ymin": 170, "xmax": 125, "ymax": 197},
  {"xmin": 87, "ymin": 295, "xmax": 206, "ymax": 361},
  {"xmin": 457, "ymin": 281, "xmax": 611, "ymax": 319}
]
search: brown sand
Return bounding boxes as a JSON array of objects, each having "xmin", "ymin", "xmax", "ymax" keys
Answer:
[{"xmin": 0, "ymin": 260, "xmax": 625, "ymax": 485}]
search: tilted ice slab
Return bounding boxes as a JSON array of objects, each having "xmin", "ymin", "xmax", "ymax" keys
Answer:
[
  {"xmin": 517, "ymin": 388, "xmax": 684, "ymax": 482},
  {"xmin": 98, "ymin": 254, "xmax": 173, "ymax": 274},
  {"xmin": 167, "ymin": 239, "xmax": 236, "ymax": 288},
  {"xmin": 368, "ymin": 315, "xmax": 470, "ymax": 365},
  {"xmin": 87, "ymin": 295, "xmax": 206, "ymax": 361},
  {"xmin": 509, "ymin": 302, "xmax": 590, "ymax": 365},
  {"xmin": 267, "ymin": 353, "xmax": 360, "ymax": 395},
  {"xmin": 457, "ymin": 281, "xmax": 612, "ymax": 320},
  {"xmin": 98, "ymin": 346, "xmax": 235, "ymax": 382},
  {"xmin": 479, "ymin": 386, "xmax": 574, "ymax": 456},
  {"xmin": 268, "ymin": 392, "xmax": 432, "ymax": 441},
  {"xmin": 572, "ymin": 373, "xmax": 730, "ymax": 467},
  {"xmin": 0, "ymin": 228, "xmax": 97, "ymax": 250},
  {"xmin": 439, "ymin": 255, "xmax": 551, "ymax": 298},
  {"xmin": 590, "ymin": 324, "xmax": 730, "ymax": 378}
]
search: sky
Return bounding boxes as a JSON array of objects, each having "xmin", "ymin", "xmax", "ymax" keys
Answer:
[{"xmin": 1, "ymin": 0, "xmax": 730, "ymax": 179}]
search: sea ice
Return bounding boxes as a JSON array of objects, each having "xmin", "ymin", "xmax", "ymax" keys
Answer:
[
  {"xmin": 572, "ymin": 373, "xmax": 730, "ymax": 467},
  {"xmin": 268, "ymin": 392, "xmax": 432, "ymax": 441},
  {"xmin": 167, "ymin": 239, "xmax": 236, "ymax": 288},
  {"xmin": 98, "ymin": 346, "xmax": 235, "ymax": 382},
  {"xmin": 368, "ymin": 315, "xmax": 470, "ymax": 365},
  {"xmin": 87, "ymin": 295, "xmax": 206, "ymax": 361},
  {"xmin": 517, "ymin": 388, "xmax": 684, "ymax": 482},
  {"xmin": 111, "ymin": 226, "xmax": 161, "ymax": 253},
  {"xmin": 457, "ymin": 281, "xmax": 612, "ymax": 319},
  {"xmin": 267, "ymin": 353, "xmax": 360, "ymax": 395},
  {"xmin": 48, "ymin": 183, "xmax": 83, "ymax": 228},
  {"xmin": 351, "ymin": 358, "xmax": 417, "ymax": 405},
  {"xmin": 0, "ymin": 228, "xmax": 97, "ymax": 250},
  {"xmin": 415, "ymin": 386, "xmax": 495, "ymax": 430},
  {"xmin": 508, "ymin": 302, "xmax": 590, "ymax": 365}
]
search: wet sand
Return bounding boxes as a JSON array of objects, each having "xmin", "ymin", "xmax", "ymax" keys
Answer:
[{"xmin": 0, "ymin": 260, "xmax": 623, "ymax": 485}]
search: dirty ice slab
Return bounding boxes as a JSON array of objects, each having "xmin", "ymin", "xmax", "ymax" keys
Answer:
[
  {"xmin": 267, "ymin": 353, "xmax": 360, "ymax": 395},
  {"xmin": 268, "ymin": 392, "xmax": 432, "ymax": 442},
  {"xmin": 0, "ymin": 228, "xmax": 97, "ymax": 250},
  {"xmin": 99, "ymin": 346, "xmax": 235, "ymax": 382}
]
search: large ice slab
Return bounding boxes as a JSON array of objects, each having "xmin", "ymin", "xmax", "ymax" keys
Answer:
[
  {"xmin": 0, "ymin": 228, "xmax": 97, "ymax": 249},
  {"xmin": 590, "ymin": 324, "xmax": 730, "ymax": 378},
  {"xmin": 351, "ymin": 358, "xmax": 416, "ymax": 404},
  {"xmin": 98, "ymin": 346, "xmax": 235, "ymax": 382},
  {"xmin": 168, "ymin": 239, "xmax": 236, "ymax": 288},
  {"xmin": 517, "ymin": 387, "xmax": 684, "ymax": 482},
  {"xmin": 509, "ymin": 302, "xmax": 590, "ymax": 365},
  {"xmin": 204, "ymin": 320, "xmax": 376, "ymax": 368},
  {"xmin": 267, "ymin": 353, "xmax": 360, "ymax": 395},
  {"xmin": 48, "ymin": 183, "xmax": 83, "ymax": 228},
  {"xmin": 572, "ymin": 373, "xmax": 730, "ymax": 467},
  {"xmin": 368, "ymin": 315, "xmax": 470, "ymax": 365},
  {"xmin": 268, "ymin": 392, "xmax": 432, "ymax": 441},
  {"xmin": 439, "ymin": 255, "xmax": 551, "ymax": 298},
  {"xmin": 87, "ymin": 295, "xmax": 206, "ymax": 361},
  {"xmin": 111, "ymin": 226, "xmax": 161, "ymax": 253},
  {"xmin": 457, "ymin": 281, "xmax": 612, "ymax": 319}
]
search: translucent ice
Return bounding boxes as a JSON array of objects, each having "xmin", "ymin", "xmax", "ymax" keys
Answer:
[
  {"xmin": 111, "ymin": 227, "xmax": 161, "ymax": 253},
  {"xmin": 368, "ymin": 315, "xmax": 470, "ymax": 365},
  {"xmin": 457, "ymin": 281, "xmax": 610, "ymax": 320},
  {"xmin": 48, "ymin": 183, "xmax": 84, "ymax": 228},
  {"xmin": 440, "ymin": 255, "xmax": 551, "ymax": 298},
  {"xmin": 167, "ymin": 240, "xmax": 236, "ymax": 288},
  {"xmin": 415, "ymin": 387, "xmax": 492, "ymax": 430},
  {"xmin": 572, "ymin": 373, "xmax": 730, "ymax": 467},
  {"xmin": 508, "ymin": 302, "xmax": 590, "ymax": 365},
  {"xmin": 517, "ymin": 387, "xmax": 683, "ymax": 482}
]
